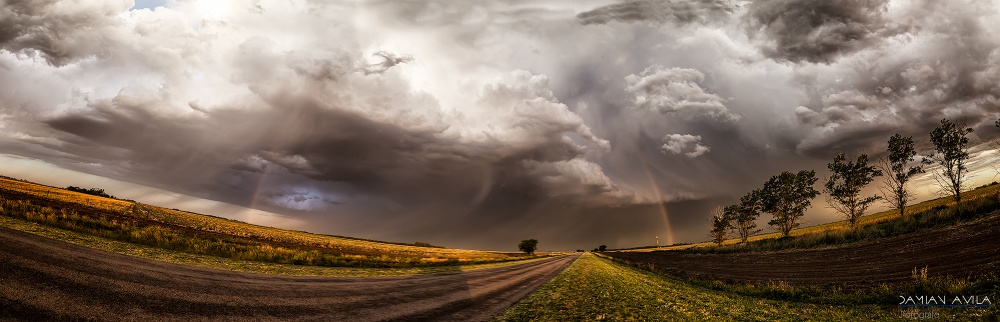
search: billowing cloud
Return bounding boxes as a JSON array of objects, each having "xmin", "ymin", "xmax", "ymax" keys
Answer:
[
  {"xmin": 784, "ymin": 0, "xmax": 1000, "ymax": 155},
  {"xmin": 0, "ymin": 0, "xmax": 131, "ymax": 66},
  {"xmin": 661, "ymin": 134, "xmax": 710, "ymax": 158},
  {"xmin": 746, "ymin": 0, "xmax": 904, "ymax": 64},
  {"xmin": 578, "ymin": 0, "xmax": 734, "ymax": 26},
  {"xmin": 625, "ymin": 65, "xmax": 740, "ymax": 123},
  {"xmin": 794, "ymin": 91, "xmax": 883, "ymax": 127}
]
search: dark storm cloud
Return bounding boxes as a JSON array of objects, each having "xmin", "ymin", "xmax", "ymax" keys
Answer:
[
  {"xmin": 788, "ymin": 0, "xmax": 1000, "ymax": 155},
  {"xmin": 577, "ymin": 0, "xmax": 735, "ymax": 26},
  {"xmin": 746, "ymin": 0, "xmax": 904, "ymax": 64},
  {"xmin": 36, "ymin": 69, "xmax": 629, "ymax": 212},
  {"xmin": 0, "ymin": 0, "xmax": 128, "ymax": 66},
  {"xmin": 361, "ymin": 51, "xmax": 413, "ymax": 75}
]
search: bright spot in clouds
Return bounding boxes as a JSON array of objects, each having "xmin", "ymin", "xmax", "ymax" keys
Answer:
[{"xmin": 194, "ymin": 0, "xmax": 232, "ymax": 19}]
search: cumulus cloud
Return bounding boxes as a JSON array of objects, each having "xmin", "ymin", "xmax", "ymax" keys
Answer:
[
  {"xmin": 795, "ymin": 91, "xmax": 883, "ymax": 126},
  {"xmin": 661, "ymin": 134, "xmax": 710, "ymax": 158},
  {"xmin": 625, "ymin": 65, "xmax": 740, "ymax": 123}
]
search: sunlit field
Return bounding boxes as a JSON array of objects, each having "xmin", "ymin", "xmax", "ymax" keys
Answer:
[
  {"xmin": 0, "ymin": 177, "xmax": 545, "ymax": 271},
  {"xmin": 623, "ymin": 182, "xmax": 1000, "ymax": 253}
]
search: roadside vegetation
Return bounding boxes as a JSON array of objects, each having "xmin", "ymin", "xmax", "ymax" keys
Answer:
[
  {"xmin": 496, "ymin": 253, "xmax": 957, "ymax": 321},
  {"xmin": 0, "ymin": 177, "xmax": 543, "ymax": 269},
  {"xmin": 687, "ymin": 118, "xmax": 988, "ymax": 253},
  {"xmin": 0, "ymin": 215, "xmax": 553, "ymax": 277},
  {"xmin": 689, "ymin": 182, "xmax": 1000, "ymax": 254}
]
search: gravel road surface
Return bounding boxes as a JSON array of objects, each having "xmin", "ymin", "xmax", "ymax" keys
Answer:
[{"xmin": 0, "ymin": 227, "xmax": 577, "ymax": 321}]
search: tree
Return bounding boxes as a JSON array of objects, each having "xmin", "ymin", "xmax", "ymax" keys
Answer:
[
  {"xmin": 878, "ymin": 134, "xmax": 925, "ymax": 217},
  {"xmin": 598, "ymin": 245, "xmax": 607, "ymax": 252},
  {"xmin": 928, "ymin": 119, "xmax": 974, "ymax": 204},
  {"xmin": 518, "ymin": 239, "xmax": 538, "ymax": 255},
  {"xmin": 761, "ymin": 170, "xmax": 820, "ymax": 237},
  {"xmin": 731, "ymin": 189, "xmax": 763, "ymax": 243},
  {"xmin": 824, "ymin": 153, "xmax": 883, "ymax": 226},
  {"xmin": 709, "ymin": 206, "xmax": 732, "ymax": 246}
]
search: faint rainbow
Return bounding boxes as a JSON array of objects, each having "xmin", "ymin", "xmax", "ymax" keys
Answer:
[
  {"xmin": 248, "ymin": 162, "xmax": 271, "ymax": 211},
  {"xmin": 642, "ymin": 161, "xmax": 674, "ymax": 246}
]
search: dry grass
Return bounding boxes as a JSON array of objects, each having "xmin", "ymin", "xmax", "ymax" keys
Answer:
[
  {"xmin": 0, "ymin": 177, "xmax": 544, "ymax": 268},
  {"xmin": 622, "ymin": 183, "xmax": 1000, "ymax": 252},
  {"xmin": 0, "ymin": 215, "xmax": 552, "ymax": 277}
]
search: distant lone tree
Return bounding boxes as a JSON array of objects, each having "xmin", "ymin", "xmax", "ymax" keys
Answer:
[
  {"xmin": 518, "ymin": 239, "xmax": 538, "ymax": 255},
  {"xmin": 824, "ymin": 153, "xmax": 882, "ymax": 226},
  {"xmin": 928, "ymin": 119, "xmax": 974, "ymax": 204},
  {"xmin": 878, "ymin": 134, "xmax": 925, "ymax": 217},
  {"xmin": 598, "ymin": 245, "xmax": 607, "ymax": 252},
  {"xmin": 761, "ymin": 170, "xmax": 820, "ymax": 237},
  {"xmin": 709, "ymin": 206, "xmax": 732, "ymax": 246},
  {"xmin": 730, "ymin": 189, "xmax": 763, "ymax": 243}
]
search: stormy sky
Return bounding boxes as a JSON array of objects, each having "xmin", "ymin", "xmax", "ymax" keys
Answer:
[{"xmin": 2, "ymin": 0, "xmax": 1000, "ymax": 251}]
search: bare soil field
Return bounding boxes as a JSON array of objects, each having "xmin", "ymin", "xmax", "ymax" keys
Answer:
[
  {"xmin": 606, "ymin": 215, "xmax": 1000, "ymax": 286},
  {"xmin": 0, "ymin": 226, "xmax": 578, "ymax": 322}
]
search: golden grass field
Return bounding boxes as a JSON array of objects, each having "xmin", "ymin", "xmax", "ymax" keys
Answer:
[{"xmin": 0, "ymin": 177, "xmax": 549, "ymax": 273}]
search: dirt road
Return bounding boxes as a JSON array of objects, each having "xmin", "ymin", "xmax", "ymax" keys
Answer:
[
  {"xmin": 607, "ymin": 215, "xmax": 1000, "ymax": 286},
  {"xmin": 0, "ymin": 227, "xmax": 577, "ymax": 321}
]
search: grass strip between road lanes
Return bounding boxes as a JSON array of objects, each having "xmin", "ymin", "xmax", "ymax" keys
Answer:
[
  {"xmin": 0, "ymin": 215, "xmax": 555, "ymax": 277},
  {"xmin": 495, "ymin": 253, "xmax": 998, "ymax": 321}
]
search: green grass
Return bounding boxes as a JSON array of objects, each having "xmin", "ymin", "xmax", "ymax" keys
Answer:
[
  {"xmin": 496, "ymin": 253, "xmax": 996, "ymax": 321},
  {"xmin": 0, "ymin": 177, "xmax": 545, "ymax": 269}
]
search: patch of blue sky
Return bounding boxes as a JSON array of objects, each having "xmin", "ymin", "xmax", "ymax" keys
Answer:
[{"xmin": 131, "ymin": 0, "xmax": 168, "ymax": 10}]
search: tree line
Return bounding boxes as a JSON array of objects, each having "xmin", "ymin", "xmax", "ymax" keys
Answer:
[
  {"xmin": 65, "ymin": 186, "xmax": 116, "ymax": 199},
  {"xmin": 711, "ymin": 118, "xmax": 978, "ymax": 245}
]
